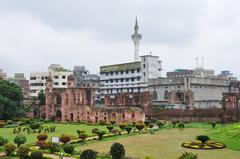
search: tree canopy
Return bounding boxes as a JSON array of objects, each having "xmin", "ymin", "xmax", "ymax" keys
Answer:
[{"xmin": 0, "ymin": 80, "xmax": 24, "ymax": 120}]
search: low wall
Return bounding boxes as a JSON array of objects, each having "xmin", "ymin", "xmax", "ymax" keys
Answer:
[{"xmin": 146, "ymin": 108, "xmax": 240, "ymax": 122}]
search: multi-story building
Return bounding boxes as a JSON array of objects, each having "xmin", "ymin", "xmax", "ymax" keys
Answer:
[
  {"xmin": 167, "ymin": 68, "xmax": 215, "ymax": 78},
  {"xmin": 100, "ymin": 55, "xmax": 162, "ymax": 98},
  {"xmin": 8, "ymin": 73, "xmax": 30, "ymax": 97},
  {"xmin": 0, "ymin": 69, "xmax": 7, "ymax": 80},
  {"xmin": 149, "ymin": 76, "xmax": 232, "ymax": 109},
  {"xmin": 100, "ymin": 18, "xmax": 162, "ymax": 99},
  {"xmin": 30, "ymin": 64, "xmax": 72, "ymax": 97}
]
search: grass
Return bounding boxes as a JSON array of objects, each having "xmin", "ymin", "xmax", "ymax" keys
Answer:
[
  {"xmin": 0, "ymin": 122, "xmax": 109, "ymax": 144},
  {"xmin": 75, "ymin": 123, "xmax": 240, "ymax": 159}
]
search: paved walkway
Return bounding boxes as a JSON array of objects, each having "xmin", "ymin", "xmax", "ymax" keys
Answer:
[{"xmin": 44, "ymin": 153, "xmax": 77, "ymax": 159}]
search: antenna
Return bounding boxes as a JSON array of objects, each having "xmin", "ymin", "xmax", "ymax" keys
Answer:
[
  {"xmin": 202, "ymin": 57, "xmax": 204, "ymax": 69},
  {"xmin": 196, "ymin": 57, "xmax": 199, "ymax": 69}
]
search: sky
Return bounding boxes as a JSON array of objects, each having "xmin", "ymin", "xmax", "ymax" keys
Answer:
[{"xmin": 0, "ymin": 0, "xmax": 240, "ymax": 78}]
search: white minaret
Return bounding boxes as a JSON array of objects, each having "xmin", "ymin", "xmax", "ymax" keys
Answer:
[{"xmin": 131, "ymin": 17, "xmax": 142, "ymax": 61}]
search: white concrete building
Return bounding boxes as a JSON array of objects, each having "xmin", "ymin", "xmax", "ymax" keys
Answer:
[
  {"xmin": 0, "ymin": 69, "xmax": 7, "ymax": 80},
  {"xmin": 30, "ymin": 64, "xmax": 72, "ymax": 97},
  {"xmin": 100, "ymin": 55, "xmax": 162, "ymax": 98},
  {"xmin": 149, "ymin": 76, "xmax": 231, "ymax": 109}
]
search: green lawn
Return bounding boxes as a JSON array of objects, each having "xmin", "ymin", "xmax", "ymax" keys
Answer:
[
  {"xmin": 75, "ymin": 127, "xmax": 240, "ymax": 159},
  {"xmin": 0, "ymin": 123, "xmax": 108, "ymax": 144}
]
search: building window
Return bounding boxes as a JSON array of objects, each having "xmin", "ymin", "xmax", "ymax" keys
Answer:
[
  {"xmin": 30, "ymin": 77, "xmax": 36, "ymax": 80},
  {"xmin": 54, "ymin": 82, "xmax": 59, "ymax": 86},
  {"xmin": 143, "ymin": 64, "xmax": 146, "ymax": 68},
  {"xmin": 115, "ymin": 79, "xmax": 118, "ymax": 82},
  {"xmin": 106, "ymin": 80, "xmax": 109, "ymax": 83},
  {"xmin": 62, "ymin": 75, "xmax": 66, "ymax": 79},
  {"xmin": 137, "ymin": 69, "xmax": 140, "ymax": 73},
  {"xmin": 126, "ymin": 70, "xmax": 129, "ymax": 74},
  {"xmin": 106, "ymin": 73, "xmax": 108, "ymax": 76},
  {"xmin": 153, "ymin": 90, "xmax": 158, "ymax": 100},
  {"xmin": 62, "ymin": 82, "xmax": 66, "ymax": 85},
  {"xmin": 164, "ymin": 90, "xmax": 169, "ymax": 100},
  {"xmin": 126, "ymin": 78, "xmax": 129, "ymax": 82},
  {"xmin": 54, "ymin": 76, "xmax": 59, "ymax": 79},
  {"xmin": 137, "ymin": 77, "xmax": 140, "ymax": 81},
  {"xmin": 131, "ymin": 70, "xmax": 134, "ymax": 73},
  {"xmin": 131, "ymin": 78, "xmax": 134, "ymax": 82},
  {"xmin": 143, "ymin": 72, "xmax": 146, "ymax": 76},
  {"xmin": 110, "ymin": 79, "xmax": 113, "ymax": 83},
  {"xmin": 120, "ymin": 79, "xmax": 124, "ymax": 82},
  {"xmin": 115, "ymin": 72, "xmax": 118, "ymax": 75},
  {"xmin": 121, "ymin": 71, "xmax": 123, "ymax": 74},
  {"xmin": 110, "ymin": 72, "xmax": 113, "ymax": 75}
]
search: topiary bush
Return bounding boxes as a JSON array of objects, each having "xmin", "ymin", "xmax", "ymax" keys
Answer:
[
  {"xmin": 106, "ymin": 125, "xmax": 114, "ymax": 132},
  {"xmin": 95, "ymin": 130, "xmax": 106, "ymax": 140},
  {"xmin": 178, "ymin": 152, "xmax": 198, "ymax": 159},
  {"xmin": 211, "ymin": 121, "xmax": 216, "ymax": 129},
  {"xmin": 135, "ymin": 122, "xmax": 144, "ymax": 131},
  {"xmin": 80, "ymin": 149, "xmax": 97, "ymax": 159},
  {"xmin": 60, "ymin": 134, "xmax": 71, "ymax": 144},
  {"xmin": 31, "ymin": 150, "xmax": 43, "ymax": 159},
  {"xmin": 77, "ymin": 130, "xmax": 85, "ymax": 137},
  {"xmin": 37, "ymin": 133, "xmax": 48, "ymax": 141},
  {"xmin": 172, "ymin": 121, "xmax": 178, "ymax": 128},
  {"xmin": 0, "ymin": 136, "xmax": 8, "ymax": 146},
  {"xmin": 111, "ymin": 129, "xmax": 119, "ymax": 135},
  {"xmin": 125, "ymin": 126, "xmax": 132, "ymax": 134},
  {"xmin": 49, "ymin": 143, "xmax": 61, "ymax": 153},
  {"xmin": 17, "ymin": 145, "xmax": 30, "ymax": 159},
  {"xmin": 110, "ymin": 142, "xmax": 125, "ymax": 159},
  {"xmin": 79, "ymin": 133, "xmax": 88, "ymax": 142},
  {"xmin": 178, "ymin": 122, "xmax": 185, "ymax": 129},
  {"xmin": 92, "ymin": 128, "xmax": 99, "ymax": 134},
  {"xmin": 36, "ymin": 140, "xmax": 49, "ymax": 149},
  {"xmin": 156, "ymin": 120, "xmax": 164, "ymax": 128},
  {"xmin": 118, "ymin": 123, "xmax": 127, "ymax": 130},
  {"xmin": 29, "ymin": 123, "xmax": 41, "ymax": 132},
  {"xmin": 196, "ymin": 135, "xmax": 210, "ymax": 144},
  {"xmin": 4, "ymin": 143, "xmax": 16, "ymax": 156},
  {"xmin": 63, "ymin": 144, "xmax": 75, "ymax": 154},
  {"xmin": 14, "ymin": 135, "xmax": 27, "ymax": 147},
  {"xmin": 144, "ymin": 120, "xmax": 150, "ymax": 126}
]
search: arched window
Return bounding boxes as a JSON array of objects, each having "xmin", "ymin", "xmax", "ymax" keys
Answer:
[
  {"xmin": 131, "ymin": 111, "xmax": 135, "ymax": 119},
  {"xmin": 56, "ymin": 94, "xmax": 62, "ymax": 105},
  {"xmin": 153, "ymin": 90, "xmax": 158, "ymax": 100},
  {"xmin": 164, "ymin": 90, "xmax": 169, "ymax": 100}
]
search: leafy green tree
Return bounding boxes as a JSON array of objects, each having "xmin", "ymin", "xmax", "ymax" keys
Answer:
[
  {"xmin": 0, "ymin": 80, "xmax": 24, "ymax": 120},
  {"xmin": 14, "ymin": 135, "xmax": 27, "ymax": 147},
  {"xmin": 38, "ymin": 91, "xmax": 45, "ymax": 105},
  {"xmin": 110, "ymin": 143, "xmax": 125, "ymax": 159}
]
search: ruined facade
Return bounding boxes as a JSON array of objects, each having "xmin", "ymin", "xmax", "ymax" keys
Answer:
[{"xmin": 45, "ymin": 75, "xmax": 145, "ymax": 123}]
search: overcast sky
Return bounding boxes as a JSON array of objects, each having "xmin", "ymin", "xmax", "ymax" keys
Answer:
[{"xmin": 0, "ymin": 0, "xmax": 240, "ymax": 78}]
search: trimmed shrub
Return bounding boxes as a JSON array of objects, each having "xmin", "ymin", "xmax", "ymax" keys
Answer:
[
  {"xmin": 110, "ymin": 119, "xmax": 116, "ymax": 125},
  {"xmin": 172, "ymin": 121, "xmax": 178, "ymax": 128},
  {"xmin": 37, "ymin": 133, "xmax": 48, "ymax": 141},
  {"xmin": 92, "ymin": 128, "xmax": 99, "ymax": 134},
  {"xmin": 149, "ymin": 124, "xmax": 154, "ymax": 128},
  {"xmin": 178, "ymin": 122, "xmax": 185, "ymax": 129},
  {"xmin": 111, "ymin": 129, "xmax": 119, "ymax": 135},
  {"xmin": 118, "ymin": 123, "xmax": 127, "ymax": 130},
  {"xmin": 14, "ymin": 135, "xmax": 27, "ymax": 147},
  {"xmin": 110, "ymin": 143, "xmax": 125, "ymax": 159},
  {"xmin": 178, "ymin": 152, "xmax": 198, "ymax": 159},
  {"xmin": 135, "ymin": 123, "xmax": 144, "ymax": 131},
  {"xmin": 106, "ymin": 125, "xmax": 114, "ymax": 132},
  {"xmin": 0, "ymin": 136, "xmax": 8, "ymax": 146},
  {"xmin": 156, "ymin": 120, "xmax": 164, "ymax": 128},
  {"xmin": 144, "ymin": 120, "xmax": 150, "ymax": 126},
  {"xmin": 125, "ymin": 126, "xmax": 132, "ymax": 134},
  {"xmin": 60, "ymin": 134, "xmax": 71, "ymax": 144},
  {"xmin": 196, "ymin": 135, "xmax": 210, "ymax": 144},
  {"xmin": 80, "ymin": 149, "xmax": 97, "ymax": 159},
  {"xmin": 17, "ymin": 145, "xmax": 30, "ymax": 159},
  {"xmin": 4, "ymin": 143, "xmax": 16, "ymax": 156},
  {"xmin": 50, "ymin": 126, "xmax": 56, "ymax": 132},
  {"xmin": 211, "ymin": 121, "xmax": 216, "ymax": 129},
  {"xmin": 31, "ymin": 150, "xmax": 43, "ymax": 159},
  {"xmin": 95, "ymin": 130, "xmax": 106, "ymax": 140},
  {"xmin": 49, "ymin": 143, "xmax": 61, "ymax": 153},
  {"xmin": 99, "ymin": 120, "xmax": 106, "ymax": 125},
  {"xmin": 63, "ymin": 144, "xmax": 75, "ymax": 154},
  {"xmin": 79, "ymin": 133, "xmax": 88, "ymax": 142},
  {"xmin": 29, "ymin": 123, "xmax": 41, "ymax": 132},
  {"xmin": 36, "ymin": 141, "xmax": 49, "ymax": 149},
  {"xmin": 77, "ymin": 130, "xmax": 85, "ymax": 137}
]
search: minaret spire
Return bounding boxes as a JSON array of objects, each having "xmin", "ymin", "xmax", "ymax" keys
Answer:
[{"xmin": 131, "ymin": 17, "xmax": 142, "ymax": 62}]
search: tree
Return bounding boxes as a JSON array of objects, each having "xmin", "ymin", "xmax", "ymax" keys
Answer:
[
  {"xmin": 95, "ymin": 130, "xmax": 106, "ymax": 140},
  {"xmin": 106, "ymin": 125, "xmax": 114, "ymax": 132},
  {"xmin": 0, "ymin": 80, "xmax": 24, "ymax": 120},
  {"xmin": 38, "ymin": 91, "xmax": 46, "ymax": 105},
  {"xmin": 135, "ymin": 123, "xmax": 144, "ymax": 131},
  {"xmin": 14, "ymin": 135, "xmax": 27, "ymax": 147},
  {"xmin": 125, "ymin": 126, "xmax": 132, "ymax": 134},
  {"xmin": 80, "ymin": 149, "xmax": 97, "ymax": 159},
  {"xmin": 196, "ymin": 135, "xmax": 210, "ymax": 144},
  {"xmin": 110, "ymin": 143, "xmax": 125, "ymax": 159}
]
